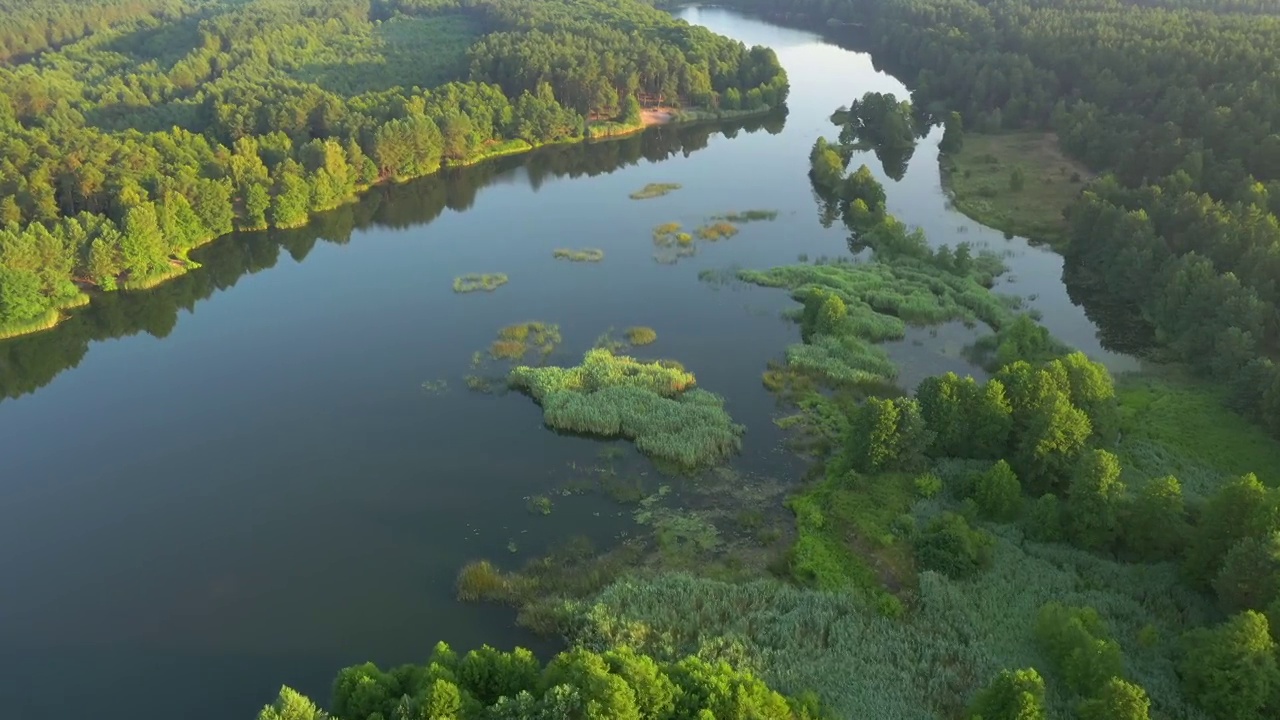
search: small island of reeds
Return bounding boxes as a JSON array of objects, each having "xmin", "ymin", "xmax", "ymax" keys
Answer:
[
  {"xmin": 552, "ymin": 248, "xmax": 605, "ymax": 262},
  {"xmin": 629, "ymin": 182, "xmax": 682, "ymax": 200},
  {"xmin": 453, "ymin": 273, "xmax": 509, "ymax": 293},
  {"xmin": 508, "ymin": 348, "xmax": 743, "ymax": 469}
]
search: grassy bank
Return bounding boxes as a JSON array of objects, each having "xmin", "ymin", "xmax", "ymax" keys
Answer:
[{"xmin": 940, "ymin": 132, "xmax": 1091, "ymax": 247}]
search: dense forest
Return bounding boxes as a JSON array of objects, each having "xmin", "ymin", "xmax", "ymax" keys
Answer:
[{"xmin": 0, "ymin": 0, "xmax": 787, "ymax": 337}]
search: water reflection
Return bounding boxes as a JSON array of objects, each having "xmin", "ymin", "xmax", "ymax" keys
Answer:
[{"xmin": 0, "ymin": 113, "xmax": 785, "ymax": 402}]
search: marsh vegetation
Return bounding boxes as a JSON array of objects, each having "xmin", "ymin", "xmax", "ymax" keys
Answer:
[{"xmin": 509, "ymin": 348, "xmax": 744, "ymax": 469}]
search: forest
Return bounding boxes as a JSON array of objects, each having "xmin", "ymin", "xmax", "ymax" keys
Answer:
[{"xmin": 0, "ymin": 0, "xmax": 787, "ymax": 337}]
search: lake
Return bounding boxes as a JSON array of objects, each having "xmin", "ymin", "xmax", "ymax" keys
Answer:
[{"xmin": 0, "ymin": 7, "xmax": 1137, "ymax": 719}]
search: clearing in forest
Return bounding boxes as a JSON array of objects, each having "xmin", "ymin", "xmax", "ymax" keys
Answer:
[{"xmin": 941, "ymin": 132, "xmax": 1092, "ymax": 247}]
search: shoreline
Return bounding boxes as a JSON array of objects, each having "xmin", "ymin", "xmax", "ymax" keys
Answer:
[{"xmin": 0, "ymin": 103, "xmax": 777, "ymax": 343}]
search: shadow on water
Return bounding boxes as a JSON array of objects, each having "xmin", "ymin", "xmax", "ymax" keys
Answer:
[{"xmin": 0, "ymin": 113, "xmax": 786, "ymax": 403}]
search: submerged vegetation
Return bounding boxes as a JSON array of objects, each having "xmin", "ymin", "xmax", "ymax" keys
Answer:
[
  {"xmin": 509, "ymin": 348, "xmax": 743, "ymax": 469},
  {"xmin": 629, "ymin": 182, "xmax": 683, "ymax": 200},
  {"xmin": 453, "ymin": 273, "xmax": 510, "ymax": 294}
]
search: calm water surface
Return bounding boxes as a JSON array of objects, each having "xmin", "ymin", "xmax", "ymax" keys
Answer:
[{"xmin": 0, "ymin": 8, "xmax": 1136, "ymax": 719}]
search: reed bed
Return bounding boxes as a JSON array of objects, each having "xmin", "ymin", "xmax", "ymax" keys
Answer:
[
  {"xmin": 509, "ymin": 349, "xmax": 742, "ymax": 468},
  {"xmin": 574, "ymin": 527, "xmax": 1209, "ymax": 720}
]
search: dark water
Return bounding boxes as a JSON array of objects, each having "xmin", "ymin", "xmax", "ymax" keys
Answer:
[{"xmin": 0, "ymin": 8, "xmax": 1136, "ymax": 719}]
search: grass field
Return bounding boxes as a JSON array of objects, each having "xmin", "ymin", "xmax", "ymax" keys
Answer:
[
  {"xmin": 1115, "ymin": 371, "xmax": 1280, "ymax": 493},
  {"xmin": 940, "ymin": 132, "xmax": 1092, "ymax": 247}
]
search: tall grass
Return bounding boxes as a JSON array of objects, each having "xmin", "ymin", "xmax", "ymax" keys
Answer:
[{"xmin": 573, "ymin": 526, "xmax": 1212, "ymax": 720}]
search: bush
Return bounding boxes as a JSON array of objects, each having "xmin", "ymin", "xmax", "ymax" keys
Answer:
[
  {"xmin": 972, "ymin": 460, "xmax": 1021, "ymax": 522},
  {"xmin": 914, "ymin": 512, "xmax": 994, "ymax": 578},
  {"xmin": 915, "ymin": 472, "xmax": 943, "ymax": 498},
  {"xmin": 1034, "ymin": 602, "xmax": 1123, "ymax": 696}
]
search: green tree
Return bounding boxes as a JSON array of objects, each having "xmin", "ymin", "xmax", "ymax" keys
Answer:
[
  {"xmin": 915, "ymin": 511, "xmax": 993, "ymax": 578},
  {"xmin": 973, "ymin": 459, "xmax": 1022, "ymax": 521},
  {"xmin": 331, "ymin": 662, "xmax": 397, "ymax": 720},
  {"xmin": 1025, "ymin": 493, "xmax": 1064, "ymax": 542},
  {"xmin": 120, "ymin": 202, "xmax": 169, "ymax": 276},
  {"xmin": 0, "ymin": 266, "xmax": 47, "ymax": 324},
  {"xmin": 1123, "ymin": 475, "xmax": 1188, "ymax": 561},
  {"xmin": 1180, "ymin": 611, "xmax": 1280, "ymax": 720},
  {"xmin": 1067, "ymin": 449, "xmax": 1125, "ymax": 552},
  {"xmin": 1077, "ymin": 678, "xmax": 1150, "ymax": 720},
  {"xmin": 1186, "ymin": 474, "xmax": 1280, "ymax": 589},
  {"xmin": 271, "ymin": 163, "xmax": 312, "ymax": 229},
  {"xmin": 966, "ymin": 668, "xmax": 1047, "ymax": 720},
  {"xmin": 845, "ymin": 397, "xmax": 932, "ymax": 473},
  {"xmin": 540, "ymin": 648, "xmax": 640, "ymax": 720},
  {"xmin": 1035, "ymin": 603, "xmax": 1124, "ymax": 696},
  {"xmin": 256, "ymin": 687, "xmax": 329, "ymax": 720},
  {"xmin": 940, "ymin": 111, "xmax": 964, "ymax": 154},
  {"xmin": 1214, "ymin": 533, "xmax": 1280, "ymax": 614}
]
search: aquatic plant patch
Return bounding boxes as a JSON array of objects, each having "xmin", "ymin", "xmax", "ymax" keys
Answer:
[
  {"xmin": 630, "ymin": 182, "xmax": 682, "ymax": 200},
  {"xmin": 625, "ymin": 326, "xmax": 658, "ymax": 345},
  {"xmin": 714, "ymin": 209, "xmax": 779, "ymax": 223},
  {"xmin": 453, "ymin": 273, "xmax": 509, "ymax": 293},
  {"xmin": 553, "ymin": 247, "xmax": 605, "ymax": 262}
]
